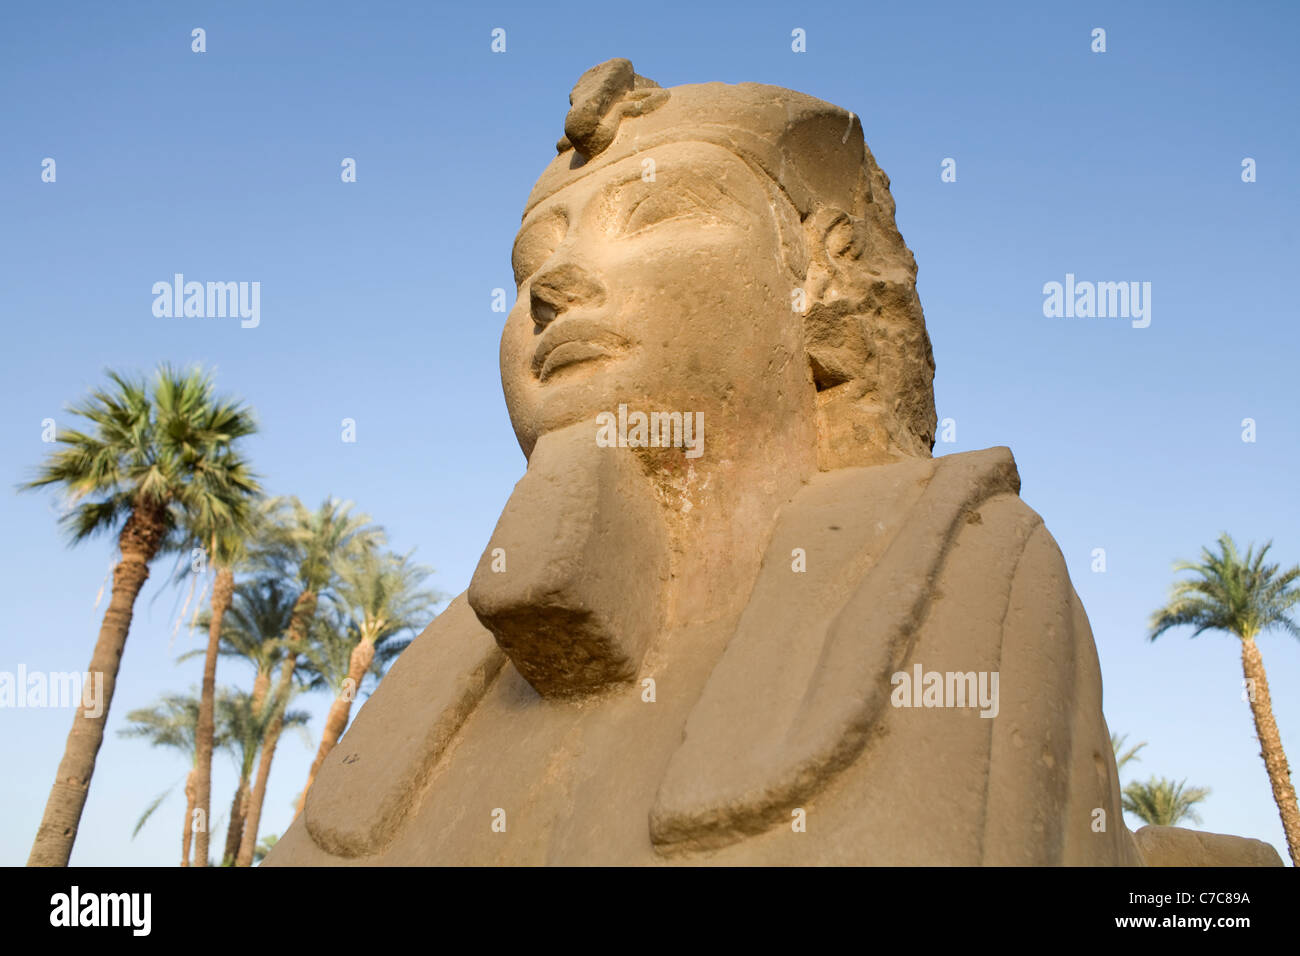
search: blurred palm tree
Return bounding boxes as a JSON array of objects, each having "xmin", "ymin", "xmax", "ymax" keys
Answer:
[
  {"xmin": 1123, "ymin": 777, "xmax": 1212, "ymax": 827},
  {"xmin": 218, "ymin": 687, "xmax": 309, "ymax": 865},
  {"xmin": 1150, "ymin": 533, "xmax": 1300, "ymax": 864},
  {"xmin": 118, "ymin": 688, "xmax": 233, "ymax": 864},
  {"xmin": 176, "ymin": 468, "xmax": 265, "ymax": 868},
  {"xmin": 22, "ymin": 364, "xmax": 258, "ymax": 866},
  {"xmin": 294, "ymin": 550, "xmax": 440, "ymax": 816},
  {"xmin": 233, "ymin": 497, "xmax": 382, "ymax": 866},
  {"xmin": 191, "ymin": 576, "xmax": 301, "ymax": 863},
  {"xmin": 193, "ymin": 577, "xmax": 296, "ymax": 713}
]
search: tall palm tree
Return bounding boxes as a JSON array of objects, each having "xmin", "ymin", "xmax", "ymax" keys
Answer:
[
  {"xmin": 1150, "ymin": 532, "xmax": 1300, "ymax": 864},
  {"xmin": 190, "ymin": 576, "xmax": 296, "ymax": 862},
  {"xmin": 294, "ymin": 549, "xmax": 438, "ymax": 816},
  {"xmin": 180, "ymin": 474, "xmax": 265, "ymax": 868},
  {"xmin": 219, "ymin": 686, "xmax": 310, "ymax": 865},
  {"xmin": 183, "ymin": 494, "xmax": 266, "ymax": 868},
  {"xmin": 1123, "ymin": 777, "xmax": 1212, "ymax": 827},
  {"xmin": 234, "ymin": 497, "xmax": 383, "ymax": 866},
  {"xmin": 22, "ymin": 364, "xmax": 258, "ymax": 867}
]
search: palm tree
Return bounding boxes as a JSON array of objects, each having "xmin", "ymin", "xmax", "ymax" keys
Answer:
[
  {"xmin": 119, "ymin": 690, "xmax": 207, "ymax": 864},
  {"xmin": 193, "ymin": 577, "xmax": 296, "ymax": 715},
  {"xmin": 180, "ymin": 472, "xmax": 265, "ymax": 868},
  {"xmin": 295, "ymin": 608, "xmax": 359, "ymax": 704},
  {"xmin": 21, "ymin": 364, "xmax": 258, "ymax": 866},
  {"xmin": 1150, "ymin": 532, "xmax": 1300, "ymax": 864},
  {"xmin": 190, "ymin": 576, "xmax": 296, "ymax": 863},
  {"xmin": 1111, "ymin": 733, "xmax": 1147, "ymax": 775},
  {"xmin": 218, "ymin": 686, "xmax": 310, "ymax": 865},
  {"xmin": 118, "ymin": 688, "xmax": 256, "ymax": 863},
  {"xmin": 294, "ymin": 549, "xmax": 439, "ymax": 816},
  {"xmin": 1123, "ymin": 777, "xmax": 1212, "ymax": 827},
  {"xmin": 234, "ymin": 497, "xmax": 382, "ymax": 866}
]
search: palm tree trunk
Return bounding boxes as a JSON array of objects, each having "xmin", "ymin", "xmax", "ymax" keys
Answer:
[
  {"xmin": 250, "ymin": 666, "xmax": 271, "ymax": 715},
  {"xmin": 235, "ymin": 589, "xmax": 315, "ymax": 866},
  {"xmin": 1240, "ymin": 636, "xmax": 1300, "ymax": 864},
  {"xmin": 295, "ymin": 638, "xmax": 375, "ymax": 818},
  {"xmin": 181, "ymin": 766, "xmax": 197, "ymax": 866},
  {"xmin": 227, "ymin": 669, "xmax": 271, "ymax": 865},
  {"xmin": 192, "ymin": 564, "xmax": 234, "ymax": 868},
  {"xmin": 27, "ymin": 504, "xmax": 166, "ymax": 867},
  {"xmin": 236, "ymin": 693, "xmax": 287, "ymax": 867},
  {"xmin": 221, "ymin": 778, "xmax": 249, "ymax": 866}
]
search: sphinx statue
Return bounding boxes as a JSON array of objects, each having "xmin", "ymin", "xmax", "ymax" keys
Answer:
[{"xmin": 266, "ymin": 59, "xmax": 1281, "ymax": 866}]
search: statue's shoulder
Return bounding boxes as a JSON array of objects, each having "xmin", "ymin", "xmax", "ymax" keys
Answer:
[
  {"xmin": 296, "ymin": 593, "xmax": 506, "ymax": 859},
  {"xmin": 1133, "ymin": 825, "xmax": 1285, "ymax": 866},
  {"xmin": 797, "ymin": 444, "xmax": 1037, "ymax": 541}
]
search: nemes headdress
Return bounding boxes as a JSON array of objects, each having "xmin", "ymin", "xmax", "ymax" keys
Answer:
[{"xmin": 528, "ymin": 59, "xmax": 938, "ymax": 466}]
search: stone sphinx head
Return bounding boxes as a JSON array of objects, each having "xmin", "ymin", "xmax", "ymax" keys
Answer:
[
  {"xmin": 471, "ymin": 59, "xmax": 940, "ymax": 697},
  {"xmin": 500, "ymin": 57, "xmax": 938, "ymax": 473}
]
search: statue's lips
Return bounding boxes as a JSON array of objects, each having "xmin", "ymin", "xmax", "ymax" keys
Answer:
[{"xmin": 533, "ymin": 321, "xmax": 630, "ymax": 382}]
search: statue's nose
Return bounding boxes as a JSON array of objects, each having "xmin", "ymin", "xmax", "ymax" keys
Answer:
[{"xmin": 529, "ymin": 262, "xmax": 606, "ymax": 326}]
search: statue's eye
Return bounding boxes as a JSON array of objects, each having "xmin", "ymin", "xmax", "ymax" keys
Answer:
[{"xmin": 621, "ymin": 190, "xmax": 711, "ymax": 235}]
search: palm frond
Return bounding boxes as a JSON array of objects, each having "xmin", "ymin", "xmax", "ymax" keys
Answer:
[
  {"xmin": 1110, "ymin": 733, "xmax": 1146, "ymax": 773},
  {"xmin": 131, "ymin": 785, "xmax": 176, "ymax": 839},
  {"xmin": 1150, "ymin": 533, "xmax": 1300, "ymax": 642},
  {"xmin": 19, "ymin": 364, "xmax": 262, "ymax": 559},
  {"xmin": 1122, "ymin": 777, "xmax": 1211, "ymax": 827}
]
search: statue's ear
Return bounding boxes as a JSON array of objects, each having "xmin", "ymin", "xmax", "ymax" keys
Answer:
[
  {"xmin": 804, "ymin": 207, "xmax": 868, "ymax": 298},
  {"xmin": 802, "ymin": 206, "xmax": 872, "ymax": 391}
]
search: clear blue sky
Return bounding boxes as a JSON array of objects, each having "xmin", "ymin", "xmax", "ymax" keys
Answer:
[{"xmin": 2, "ymin": 0, "xmax": 1297, "ymax": 865}]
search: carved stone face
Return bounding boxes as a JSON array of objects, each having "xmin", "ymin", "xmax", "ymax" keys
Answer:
[{"xmin": 500, "ymin": 141, "xmax": 815, "ymax": 462}]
